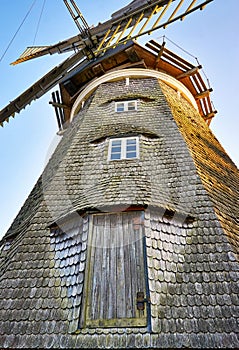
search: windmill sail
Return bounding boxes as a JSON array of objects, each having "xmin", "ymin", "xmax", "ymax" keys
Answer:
[
  {"xmin": 12, "ymin": 46, "xmax": 49, "ymax": 63},
  {"xmin": 11, "ymin": 0, "xmax": 213, "ymax": 65},
  {"xmin": 0, "ymin": 50, "xmax": 85, "ymax": 126}
]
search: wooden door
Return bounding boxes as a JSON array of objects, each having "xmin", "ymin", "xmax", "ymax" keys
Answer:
[{"xmin": 83, "ymin": 211, "xmax": 148, "ymax": 328}]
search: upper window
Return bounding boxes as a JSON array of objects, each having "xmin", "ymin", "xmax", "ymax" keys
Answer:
[
  {"xmin": 115, "ymin": 100, "xmax": 137, "ymax": 112},
  {"xmin": 108, "ymin": 137, "xmax": 139, "ymax": 161}
]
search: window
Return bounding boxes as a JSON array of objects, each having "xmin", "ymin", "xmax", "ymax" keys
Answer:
[
  {"xmin": 108, "ymin": 137, "xmax": 139, "ymax": 161},
  {"xmin": 0, "ymin": 237, "xmax": 15, "ymax": 255},
  {"xmin": 115, "ymin": 100, "xmax": 137, "ymax": 112},
  {"xmin": 81, "ymin": 211, "xmax": 149, "ymax": 328}
]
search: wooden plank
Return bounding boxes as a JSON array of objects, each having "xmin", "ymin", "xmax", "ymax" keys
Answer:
[
  {"xmin": 205, "ymin": 95, "xmax": 214, "ymax": 113},
  {"xmin": 123, "ymin": 214, "xmax": 133, "ymax": 318},
  {"xmin": 181, "ymin": 0, "xmax": 197, "ymax": 20},
  {"xmin": 196, "ymin": 71, "xmax": 208, "ymax": 91},
  {"xmin": 109, "ymin": 214, "xmax": 117, "ymax": 319},
  {"xmin": 146, "ymin": 41, "xmax": 192, "ymax": 71},
  {"xmin": 91, "ymin": 215, "xmax": 101, "ymax": 320},
  {"xmin": 100, "ymin": 214, "xmax": 109, "ymax": 320},
  {"xmin": 202, "ymin": 98, "xmax": 210, "ymax": 115},
  {"xmin": 176, "ymin": 66, "xmax": 201, "ymax": 79},
  {"xmin": 161, "ymin": 51, "xmax": 191, "ymax": 71},
  {"xmin": 166, "ymin": 0, "xmax": 185, "ymax": 25},
  {"xmin": 116, "ymin": 213, "xmax": 126, "ymax": 318},
  {"xmin": 150, "ymin": 0, "xmax": 174, "ymax": 30},
  {"xmin": 129, "ymin": 214, "xmax": 137, "ymax": 318},
  {"xmin": 134, "ymin": 212, "xmax": 147, "ymax": 319},
  {"xmin": 149, "ymin": 40, "xmax": 195, "ymax": 69},
  {"xmin": 194, "ymin": 89, "xmax": 212, "ymax": 100},
  {"xmin": 190, "ymin": 74, "xmax": 203, "ymax": 93}
]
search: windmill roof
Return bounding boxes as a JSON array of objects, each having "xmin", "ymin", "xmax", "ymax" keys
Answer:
[{"xmin": 58, "ymin": 40, "xmax": 216, "ymax": 128}]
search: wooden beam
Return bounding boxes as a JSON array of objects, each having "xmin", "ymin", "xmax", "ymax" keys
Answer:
[
  {"xmin": 195, "ymin": 88, "xmax": 213, "ymax": 100},
  {"xmin": 49, "ymin": 101, "xmax": 69, "ymax": 109},
  {"xmin": 176, "ymin": 66, "xmax": 202, "ymax": 79},
  {"xmin": 125, "ymin": 47, "xmax": 141, "ymax": 62},
  {"xmin": 155, "ymin": 41, "xmax": 166, "ymax": 67},
  {"xmin": 92, "ymin": 63, "xmax": 105, "ymax": 75},
  {"xmin": 203, "ymin": 111, "xmax": 217, "ymax": 125},
  {"xmin": 114, "ymin": 60, "xmax": 147, "ymax": 70},
  {"xmin": 203, "ymin": 111, "xmax": 217, "ymax": 120},
  {"xmin": 165, "ymin": 0, "xmax": 185, "ymax": 28}
]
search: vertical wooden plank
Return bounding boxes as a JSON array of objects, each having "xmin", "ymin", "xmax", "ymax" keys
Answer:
[
  {"xmin": 129, "ymin": 212, "xmax": 138, "ymax": 318},
  {"xmin": 123, "ymin": 212, "xmax": 133, "ymax": 318},
  {"xmin": 110, "ymin": 214, "xmax": 117, "ymax": 319},
  {"xmin": 99, "ymin": 214, "xmax": 108, "ymax": 320},
  {"xmin": 106, "ymin": 213, "xmax": 113, "ymax": 320},
  {"xmin": 134, "ymin": 212, "xmax": 147, "ymax": 319},
  {"xmin": 136, "ymin": 212, "xmax": 146, "ymax": 293},
  {"xmin": 90, "ymin": 215, "xmax": 101, "ymax": 320},
  {"xmin": 116, "ymin": 212, "xmax": 126, "ymax": 318}
]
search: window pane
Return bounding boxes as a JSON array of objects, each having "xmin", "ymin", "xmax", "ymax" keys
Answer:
[
  {"xmin": 110, "ymin": 139, "xmax": 122, "ymax": 160},
  {"xmin": 112, "ymin": 140, "xmax": 121, "ymax": 146},
  {"xmin": 111, "ymin": 153, "xmax": 121, "ymax": 160},
  {"xmin": 126, "ymin": 139, "xmax": 136, "ymax": 145},
  {"xmin": 111, "ymin": 146, "xmax": 121, "ymax": 153},
  {"xmin": 116, "ymin": 103, "xmax": 124, "ymax": 112},
  {"xmin": 128, "ymin": 101, "xmax": 136, "ymax": 110},
  {"xmin": 126, "ymin": 145, "xmax": 136, "ymax": 152},
  {"xmin": 126, "ymin": 152, "xmax": 137, "ymax": 158}
]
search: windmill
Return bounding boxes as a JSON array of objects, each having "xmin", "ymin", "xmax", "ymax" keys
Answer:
[
  {"xmin": 0, "ymin": 0, "xmax": 215, "ymax": 126},
  {"xmin": 0, "ymin": 1, "xmax": 239, "ymax": 349}
]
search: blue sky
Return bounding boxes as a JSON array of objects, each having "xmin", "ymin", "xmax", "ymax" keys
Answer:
[{"xmin": 0, "ymin": 0, "xmax": 238, "ymax": 239}]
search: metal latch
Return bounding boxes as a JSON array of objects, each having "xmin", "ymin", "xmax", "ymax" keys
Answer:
[{"xmin": 136, "ymin": 291, "xmax": 150, "ymax": 310}]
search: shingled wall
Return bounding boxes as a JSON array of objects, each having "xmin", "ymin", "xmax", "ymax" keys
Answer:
[
  {"xmin": 160, "ymin": 81, "xmax": 239, "ymax": 253},
  {"xmin": 0, "ymin": 76, "xmax": 238, "ymax": 348}
]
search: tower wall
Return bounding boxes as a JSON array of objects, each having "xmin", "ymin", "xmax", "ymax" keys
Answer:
[
  {"xmin": 0, "ymin": 73, "xmax": 238, "ymax": 349},
  {"xmin": 160, "ymin": 80, "xmax": 239, "ymax": 251}
]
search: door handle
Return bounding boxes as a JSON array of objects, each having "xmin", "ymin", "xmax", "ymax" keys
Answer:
[{"xmin": 136, "ymin": 291, "xmax": 150, "ymax": 310}]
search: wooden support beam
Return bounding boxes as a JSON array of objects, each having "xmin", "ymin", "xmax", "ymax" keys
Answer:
[
  {"xmin": 124, "ymin": 12, "xmax": 145, "ymax": 43},
  {"xmin": 195, "ymin": 88, "xmax": 213, "ymax": 100},
  {"xmin": 49, "ymin": 101, "xmax": 69, "ymax": 109},
  {"xmin": 113, "ymin": 18, "xmax": 133, "ymax": 48},
  {"xmin": 203, "ymin": 111, "xmax": 217, "ymax": 125},
  {"xmin": 151, "ymin": 0, "xmax": 173, "ymax": 31},
  {"xmin": 114, "ymin": 60, "xmax": 147, "ymax": 70},
  {"xmin": 165, "ymin": 0, "xmax": 185, "ymax": 28},
  {"xmin": 181, "ymin": 0, "xmax": 197, "ymax": 20},
  {"xmin": 148, "ymin": 40, "xmax": 195, "ymax": 69},
  {"xmin": 138, "ymin": 5, "xmax": 161, "ymax": 35},
  {"xmin": 92, "ymin": 63, "xmax": 105, "ymax": 75},
  {"xmin": 154, "ymin": 41, "xmax": 166, "ymax": 68},
  {"xmin": 176, "ymin": 66, "xmax": 202, "ymax": 79},
  {"xmin": 125, "ymin": 47, "xmax": 141, "ymax": 62}
]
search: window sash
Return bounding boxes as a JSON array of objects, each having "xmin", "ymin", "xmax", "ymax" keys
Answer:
[
  {"xmin": 109, "ymin": 137, "xmax": 139, "ymax": 160},
  {"xmin": 115, "ymin": 100, "xmax": 137, "ymax": 112}
]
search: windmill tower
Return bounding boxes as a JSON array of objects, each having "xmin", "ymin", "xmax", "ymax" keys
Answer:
[{"xmin": 0, "ymin": 1, "xmax": 238, "ymax": 348}]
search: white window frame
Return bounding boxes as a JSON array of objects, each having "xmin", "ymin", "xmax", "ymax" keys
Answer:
[
  {"xmin": 115, "ymin": 100, "xmax": 137, "ymax": 112},
  {"xmin": 108, "ymin": 136, "xmax": 139, "ymax": 161}
]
